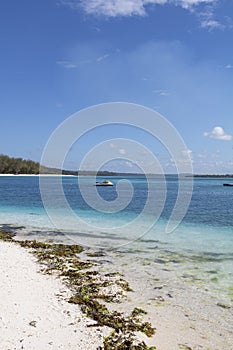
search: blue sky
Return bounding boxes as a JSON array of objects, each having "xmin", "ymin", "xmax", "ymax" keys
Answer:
[{"xmin": 0, "ymin": 0, "xmax": 233, "ymax": 173}]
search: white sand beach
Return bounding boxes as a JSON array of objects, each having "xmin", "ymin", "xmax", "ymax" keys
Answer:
[
  {"xmin": 0, "ymin": 241, "xmax": 106, "ymax": 350},
  {"xmin": 1, "ymin": 239, "xmax": 233, "ymax": 350}
]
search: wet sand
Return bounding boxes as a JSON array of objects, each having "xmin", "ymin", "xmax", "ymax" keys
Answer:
[{"xmin": 1, "ymin": 239, "xmax": 233, "ymax": 350}]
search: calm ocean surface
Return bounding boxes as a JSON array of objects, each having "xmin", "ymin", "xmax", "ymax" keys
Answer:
[{"xmin": 0, "ymin": 175, "xmax": 233, "ymax": 302}]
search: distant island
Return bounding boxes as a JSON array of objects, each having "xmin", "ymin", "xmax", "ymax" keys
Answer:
[
  {"xmin": 193, "ymin": 174, "xmax": 233, "ymax": 178},
  {"xmin": 0, "ymin": 154, "xmax": 232, "ymax": 177}
]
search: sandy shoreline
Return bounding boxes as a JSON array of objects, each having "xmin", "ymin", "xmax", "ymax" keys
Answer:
[
  {"xmin": 0, "ymin": 241, "xmax": 107, "ymax": 350},
  {"xmin": 1, "ymin": 237, "xmax": 233, "ymax": 350}
]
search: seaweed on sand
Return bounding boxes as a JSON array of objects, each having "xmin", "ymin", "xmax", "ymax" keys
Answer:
[
  {"xmin": 0, "ymin": 230, "xmax": 15, "ymax": 241},
  {"xmin": 0, "ymin": 231, "xmax": 156, "ymax": 349}
]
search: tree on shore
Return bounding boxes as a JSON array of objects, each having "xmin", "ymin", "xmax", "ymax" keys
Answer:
[{"xmin": 0, "ymin": 154, "xmax": 39, "ymax": 174}]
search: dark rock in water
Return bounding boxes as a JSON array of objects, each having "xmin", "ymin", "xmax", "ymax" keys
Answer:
[
  {"xmin": 86, "ymin": 251, "xmax": 106, "ymax": 257},
  {"xmin": 0, "ymin": 224, "xmax": 25, "ymax": 232},
  {"xmin": 154, "ymin": 258, "xmax": 167, "ymax": 264},
  {"xmin": 154, "ymin": 286, "xmax": 163, "ymax": 290}
]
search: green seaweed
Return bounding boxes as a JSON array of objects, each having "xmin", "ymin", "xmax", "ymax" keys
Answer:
[
  {"xmin": 131, "ymin": 308, "xmax": 147, "ymax": 317},
  {"xmin": 0, "ymin": 230, "xmax": 15, "ymax": 241},
  {"xmin": 102, "ymin": 330, "xmax": 156, "ymax": 349},
  {"xmin": 4, "ymin": 229, "xmax": 230, "ymax": 349},
  {"xmin": 178, "ymin": 345, "xmax": 193, "ymax": 350},
  {"xmin": 69, "ymin": 293, "xmax": 155, "ymax": 337},
  {"xmin": 18, "ymin": 240, "xmax": 83, "ymax": 255},
  {"xmin": 4, "ymin": 236, "xmax": 156, "ymax": 349},
  {"xmin": 115, "ymin": 278, "xmax": 133, "ymax": 292},
  {"xmin": 210, "ymin": 277, "xmax": 218, "ymax": 283}
]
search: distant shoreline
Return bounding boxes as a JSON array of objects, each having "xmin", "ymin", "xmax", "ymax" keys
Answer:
[
  {"xmin": 0, "ymin": 173, "xmax": 233, "ymax": 178},
  {"xmin": 0, "ymin": 174, "xmax": 75, "ymax": 177}
]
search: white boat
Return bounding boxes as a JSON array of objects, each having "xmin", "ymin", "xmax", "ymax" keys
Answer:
[{"xmin": 95, "ymin": 179, "xmax": 113, "ymax": 186}]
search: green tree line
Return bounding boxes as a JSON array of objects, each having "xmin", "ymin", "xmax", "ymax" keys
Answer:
[
  {"xmin": 0, "ymin": 154, "xmax": 118, "ymax": 176},
  {"xmin": 0, "ymin": 154, "xmax": 40, "ymax": 174}
]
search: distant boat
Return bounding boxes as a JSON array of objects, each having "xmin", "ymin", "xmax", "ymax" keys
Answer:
[
  {"xmin": 95, "ymin": 179, "xmax": 113, "ymax": 186},
  {"xmin": 223, "ymin": 183, "xmax": 233, "ymax": 187}
]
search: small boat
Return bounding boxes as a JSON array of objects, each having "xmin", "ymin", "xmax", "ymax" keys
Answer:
[
  {"xmin": 223, "ymin": 183, "xmax": 233, "ymax": 187},
  {"xmin": 95, "ymin": 179, "xmax": 113, "ymax": 186}
]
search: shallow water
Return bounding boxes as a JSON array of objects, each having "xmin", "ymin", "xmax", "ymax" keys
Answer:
[{"xmin": 0, "ymin": 175, "xmax": 233, "ymax": 304}]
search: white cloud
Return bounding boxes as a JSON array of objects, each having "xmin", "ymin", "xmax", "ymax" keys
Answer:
[
  {"xmin": 197, "ymin": 2, "xmax": 224, "ymax": 31},
  {"xmin": 57, "ymin": 54, "xmax": 110, "ymax": 69},
  {"xmin": 204, "ymin": 126, "xmax": 232, "ymax": 141},
  {"xmin": 153, "ymin": 89, "xmax": 170, "ymax": 96},
  {"xmin": 119, "ymin": 148, "xmax": 126, "ymax": 155},
  {"xmin": 60, "ymin": 0, "xmax": 230, "ymax": 32},
  {"xmin": 182, "ymin": 149, "xmax": 192, "ymax": 156},
  {"xmin": 97, "ymin": 54, "xmax": 110, "ymax": 62},
  {"xmin": 200, "ymin": 19, "xmax": 223, "ymax": 30},
  {"xmin": 225, "ymin": 64, "xmax": 233, "ymax": 69},
  {"xmin": 61, "ymin": 0, "xmax": 217, "ymax": 18},
  {"xmin": 177, "ymin": 0, "xmax": 217, "ymax": 10},
  {"xmin": 56, "ymin": 60, "xmax": 78, "ymax": 69},
  {"xmin": 80, "ymin": 0, "xmax": 146, "ymax": 17}
]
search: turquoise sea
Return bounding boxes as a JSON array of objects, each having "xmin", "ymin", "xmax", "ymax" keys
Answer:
[{"xmin": 0, "ymin": 175, "xmax": 233, "ymax": 304}]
